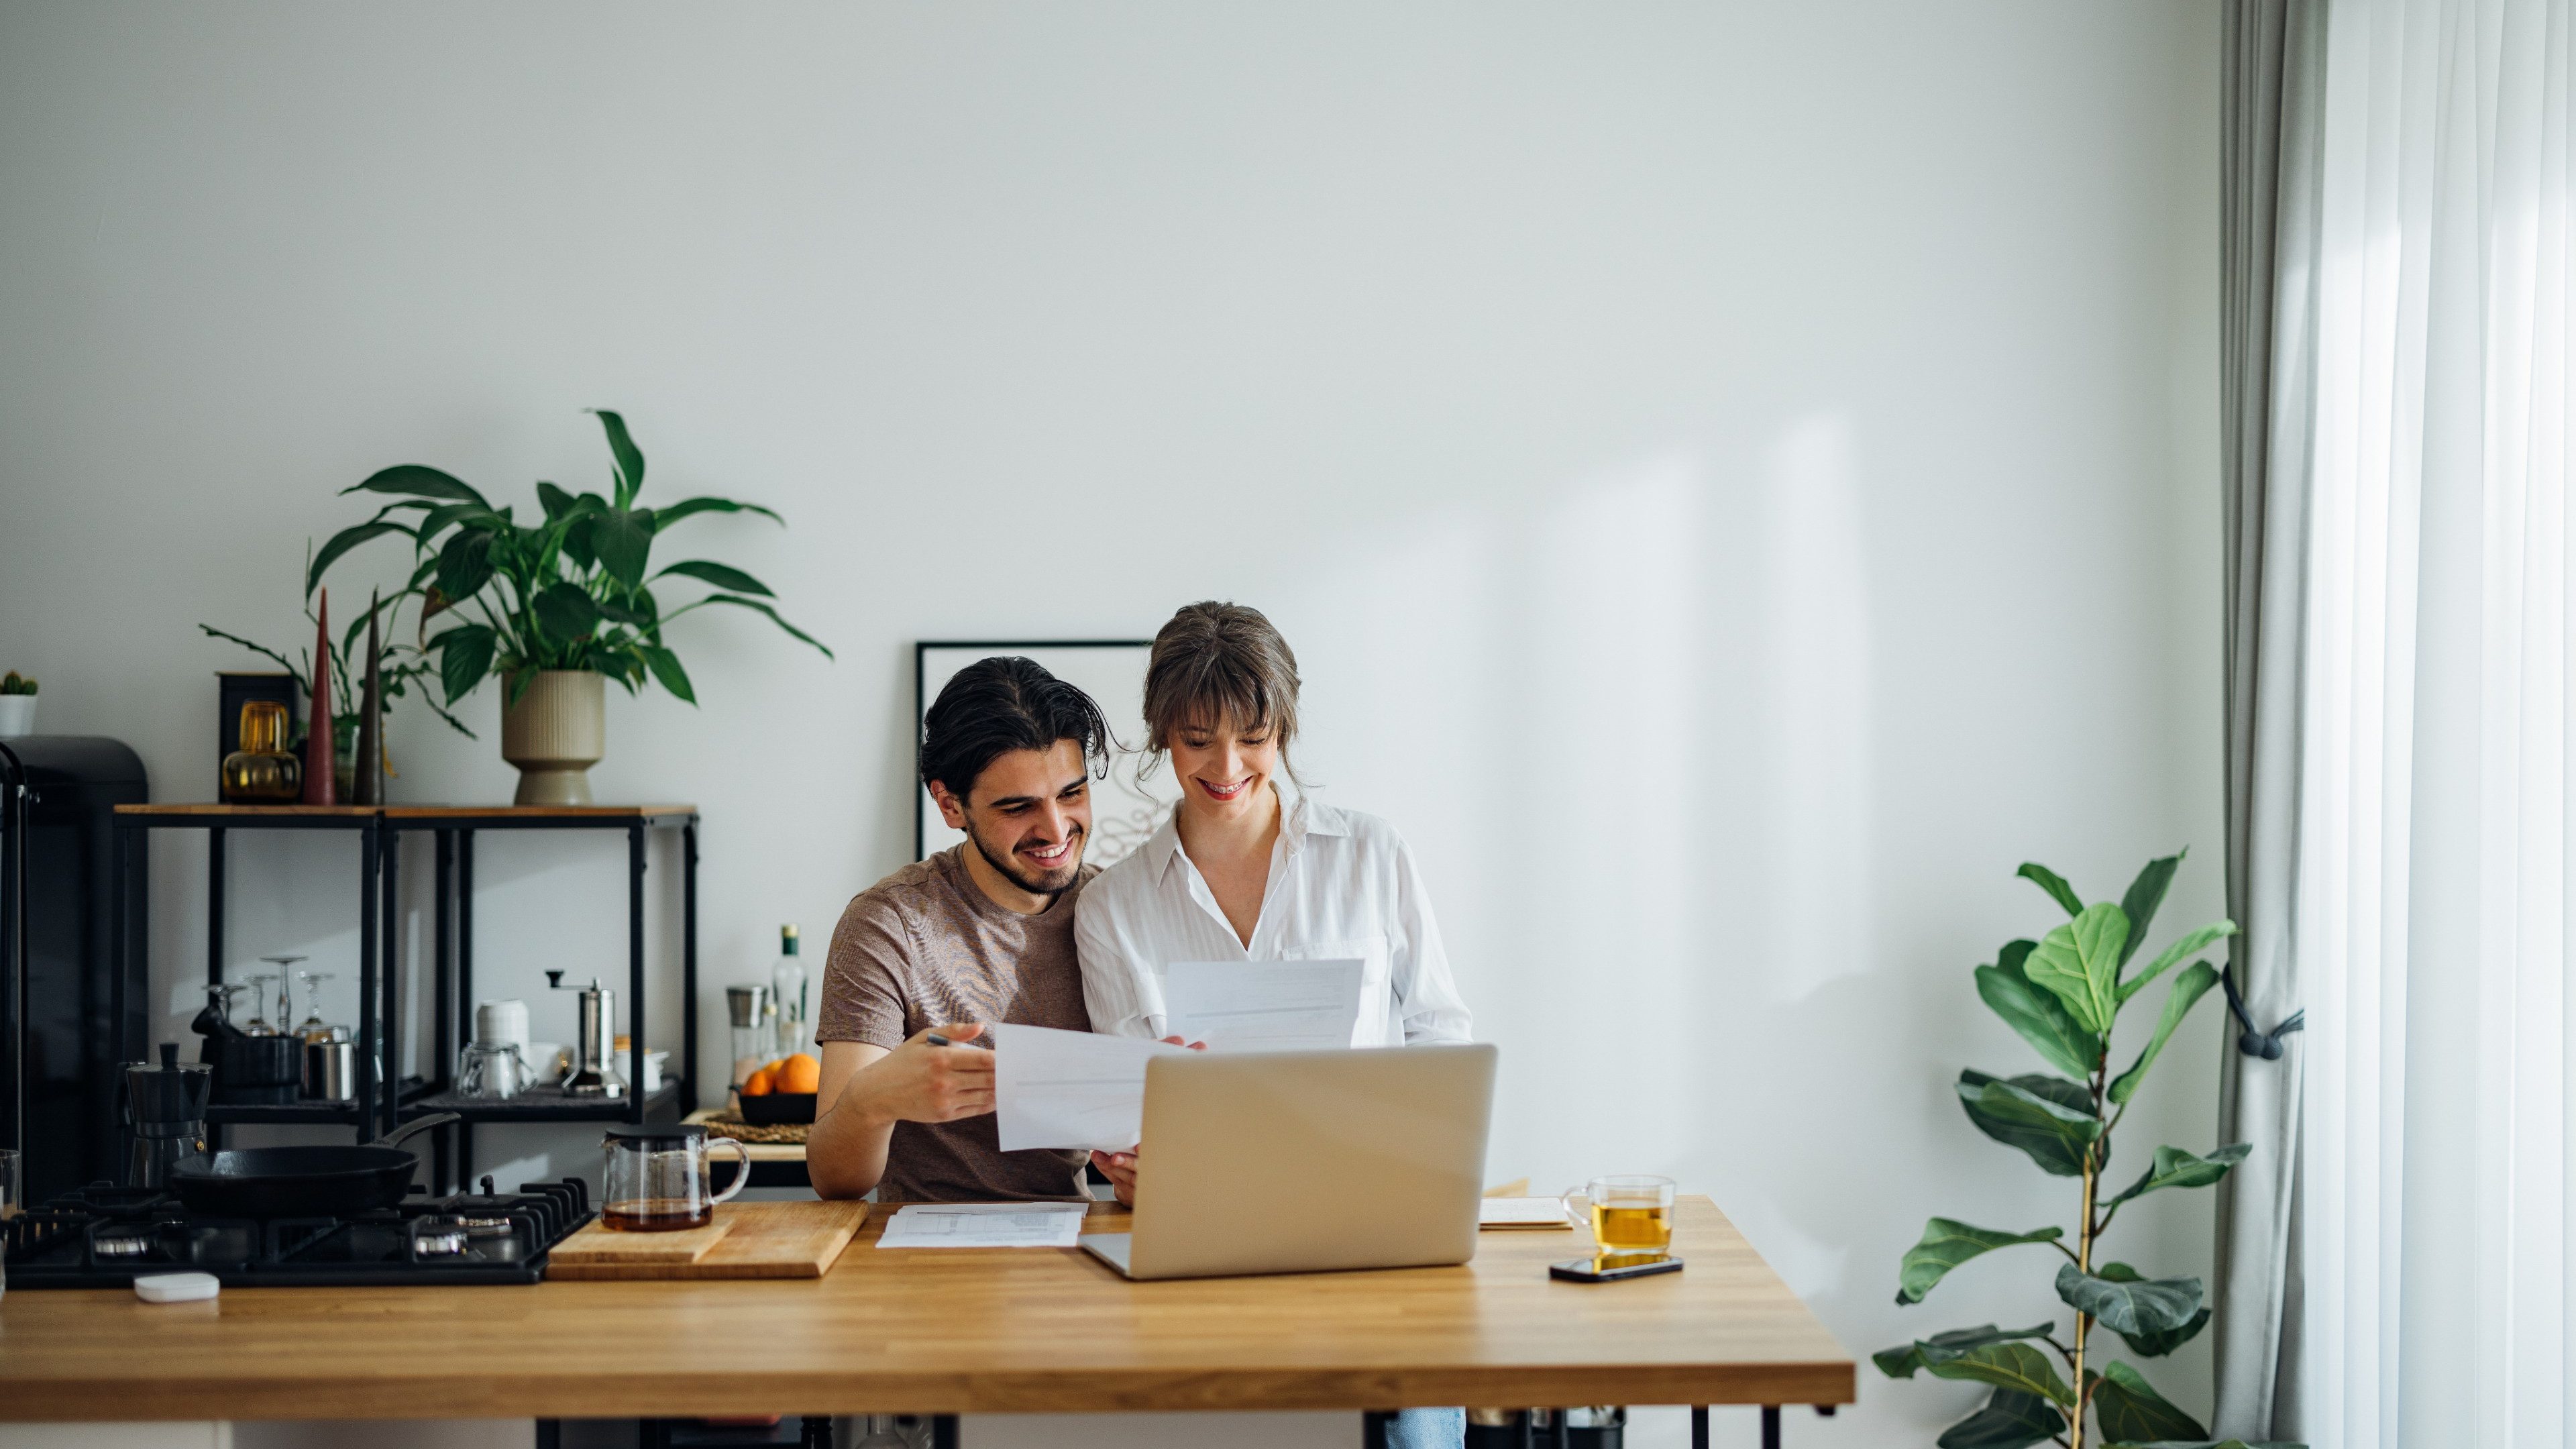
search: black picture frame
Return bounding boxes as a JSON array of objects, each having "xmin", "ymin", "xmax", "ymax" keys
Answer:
[{"xmin": 912, "ymin": 639, "xmax": 1157, "ymax": 863}]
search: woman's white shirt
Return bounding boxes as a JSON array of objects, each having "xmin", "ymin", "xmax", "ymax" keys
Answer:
[{"xmin": 1075, "ymin": 793, "xmax": 1472, "ymax": 1047}]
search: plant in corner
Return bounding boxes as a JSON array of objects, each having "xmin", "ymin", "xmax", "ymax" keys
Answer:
[
  {"xmin": 307, "ymin": 410, "xmax": 830, "ymax": 804},
  {"xmin": 1876, "ymin": 853, "xmax": 2295, "ymax": 1449}
]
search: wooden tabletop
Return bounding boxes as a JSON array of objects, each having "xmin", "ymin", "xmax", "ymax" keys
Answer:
[{"xmin": 0, "ymin": 1196, "xmax": 1850, "ymax": 1423}]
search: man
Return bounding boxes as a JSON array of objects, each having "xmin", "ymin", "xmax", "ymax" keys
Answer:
[{"xmin": 808, "ymin": 655, "xmax": 1110, "ymax": 1202}]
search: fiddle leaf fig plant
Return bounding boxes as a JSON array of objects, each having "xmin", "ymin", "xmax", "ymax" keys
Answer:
[
  {"xmin": 1876, "ymin": 852, "xmax": 2296, "ymax": 1449},
  {"xmin": 307, "ymin": 409, "xmax": 830, "ymax": 710}
]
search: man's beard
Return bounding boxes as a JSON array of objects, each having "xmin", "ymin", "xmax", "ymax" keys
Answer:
[{"xmin": 969, "ymin": 821, "xmax": 1085, "ymax": 898}]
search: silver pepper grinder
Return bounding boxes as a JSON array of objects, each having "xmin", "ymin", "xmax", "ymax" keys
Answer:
[{"xmin": 545, "ymin": 970, "xmax": 627, "ymax": 1099}]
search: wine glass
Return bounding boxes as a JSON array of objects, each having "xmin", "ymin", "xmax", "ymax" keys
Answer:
[
  {"xmin": 294, "ymin": 970, "xmax": 335, "ymax": 1038},
  {"xmin": 242, "ymin": 973, "xmax": 280, "ymax": 1036},
  {"xmin": 256, "ymin": 954, "xmax": 306, "ymax": 1038}
]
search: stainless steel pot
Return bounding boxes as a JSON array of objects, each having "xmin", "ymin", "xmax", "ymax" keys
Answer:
[{"xmin": 302, "ymin": 1027, "xmax": 356, "ymax": 1102}]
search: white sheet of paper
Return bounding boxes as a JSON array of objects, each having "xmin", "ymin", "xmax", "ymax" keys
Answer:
[
  {"xmin": 991, "ymin": 1022, "xmax": 1187, "ymax": 1152},
  {"xmin": 1479, "ymin": 1197, "xmax": 1576, "ymax": 1230},
  {"xmin": 875, "ymin": 1201, "xmax": 1090, "ymax": 1249},
  {"xmin": 1161, "ymin": 960, "xmax": 1364, "ymax": 1052}
]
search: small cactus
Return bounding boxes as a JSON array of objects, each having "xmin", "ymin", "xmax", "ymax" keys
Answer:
[{"xmin": 0, "ymin": 672, "xmax": 36, "ymax": 696}]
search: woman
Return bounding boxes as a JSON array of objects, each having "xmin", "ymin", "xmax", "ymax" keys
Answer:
[
  {"xmin": 1075, "ymin": 600, "xmax": 1475, "ymax": 1449},
  {"xmin": 1075, "ymin": 599, "xmax": 1474, "ymax": 1147}
]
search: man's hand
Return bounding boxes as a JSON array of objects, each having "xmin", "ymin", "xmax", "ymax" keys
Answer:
[
  {"xmin": 1086, "ymin": 1036, "xmax": 1203, "ymax": 1207},
  {"xmin": 831, "ymin": 1023, "xmax": 995, "ymax": 1127}
]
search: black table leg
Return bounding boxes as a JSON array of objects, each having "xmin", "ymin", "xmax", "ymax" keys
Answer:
[
  {"xmin": 932, "ymin": 1414, "xmax": 960, "ymax": 1449},
  {"xmin": 533, "ymin": 1420, "xmax": 561, "ymax": 1449},
  {"xmin": 1761, "ymin": 1405, "xmax": 1780, "ymax": 1449},
  {"xmin": 1363, "ymin": 1410, "xmax": 1394, "ymax": 1449},
  {"xmin": 1691, "ymin": 1405, "xmax": 1708, "ymax": 1449}
]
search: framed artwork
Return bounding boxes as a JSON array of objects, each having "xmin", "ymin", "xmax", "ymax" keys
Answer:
[{"xmin": 914, "ymin": 640, "xmax": 1170, "ymax": 868}]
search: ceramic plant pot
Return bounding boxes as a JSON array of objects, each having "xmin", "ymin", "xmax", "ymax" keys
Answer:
[
  {"xmin": 500, "ymin": 670, "xmax": 606, "ymax": 806},
  {"xmin": 0, "ymin": 696, "xmax": 34, "ymax": 739}
]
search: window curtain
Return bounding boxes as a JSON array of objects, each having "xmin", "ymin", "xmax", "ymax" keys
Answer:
[
  {"xmin": 2214, "ymin": 2, "xmax": 2329, "ymax": 1439},
  {"xmin": 2221, "ymin": 0, "xmax": 2574, "ymax": 1444}
]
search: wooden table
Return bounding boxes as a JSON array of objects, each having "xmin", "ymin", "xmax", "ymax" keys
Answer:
[{"xmin": 0, "ymin": 1196, "xmax": 1852, "ymax": 1436}]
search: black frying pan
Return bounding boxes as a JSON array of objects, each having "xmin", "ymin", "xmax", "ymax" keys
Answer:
[{"xmin": 169, "ymin": 1112, "xmax": 462, "ymax": 1218}]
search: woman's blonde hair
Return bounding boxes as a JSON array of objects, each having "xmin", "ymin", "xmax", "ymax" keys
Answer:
[{"xmin": 1139, "ymin": 600, "xmax": 1309, "ymax": 788}]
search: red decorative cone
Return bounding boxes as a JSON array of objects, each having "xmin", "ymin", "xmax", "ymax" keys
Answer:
[{"xmin": 301, "ymin": 589, "xmax": 337, "ymax": 805}]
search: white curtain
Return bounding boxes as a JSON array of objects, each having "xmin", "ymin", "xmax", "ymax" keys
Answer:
[{"xmin": 2296, "ymin": 1, "xmax": 2573, "ymax": 1446}]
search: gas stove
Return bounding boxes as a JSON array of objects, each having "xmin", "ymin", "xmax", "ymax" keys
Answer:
[{"xmin": 1, "ymin": 1178, "xmax": 592, "ymax": 1289}]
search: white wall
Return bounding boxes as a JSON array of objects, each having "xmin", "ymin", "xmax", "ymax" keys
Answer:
[{"xmin": 0, "ymin": 3, "xmax": 2223, "ymax": 1444}]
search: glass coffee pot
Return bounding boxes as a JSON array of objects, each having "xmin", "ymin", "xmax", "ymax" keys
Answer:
[{"xmin": 600, "ymin": 1124, "xmax": 750, "ymax": 1232}]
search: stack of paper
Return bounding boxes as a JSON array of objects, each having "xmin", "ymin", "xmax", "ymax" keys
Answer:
[
  {"xmin": 875, "ymin": 1201, "xmax": 1091, "ymax": 1249},
  {"xmin": 1161, "ymin": 959, "xmax": 1363, "ymax": 1051},
  {"xmin": 1479, "ymin": 1197, "xmax": 1575, "ymax": 1231}
]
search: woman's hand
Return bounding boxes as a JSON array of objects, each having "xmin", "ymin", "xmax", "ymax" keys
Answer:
[
  {"xmin": 1090, "ymin": 1147, "xmax": 1139, "ymax": 1205},
  {"xmin": 1089, "ymin": 1036, "xmax": 1205, "ymax": 1206}
]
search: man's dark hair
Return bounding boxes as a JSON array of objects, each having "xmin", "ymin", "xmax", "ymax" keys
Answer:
[{"xmin": 919, "ymin": 656, "xmax": 1114, "ymax": 802}]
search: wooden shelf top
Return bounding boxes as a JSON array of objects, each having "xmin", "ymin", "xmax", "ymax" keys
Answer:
[
  {"xmin": 115, "ymin": 804, "xmax": 379, "ymax": 818},
  {"xmin": 0, "ymin": 1195, "xmax": 1853, "ymax": 1422},
  {"xmin": 116, "ymin": 803, "xmax": 696, "ymax": 820},
  {"xmin": 383, "ymin": 804, "xmax": 697, "ymax": 820}
]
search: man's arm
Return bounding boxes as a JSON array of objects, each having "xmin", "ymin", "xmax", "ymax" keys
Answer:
[{"xmin": 807, "ymin": 1024, "xmax": 996, "ymax": 1199}]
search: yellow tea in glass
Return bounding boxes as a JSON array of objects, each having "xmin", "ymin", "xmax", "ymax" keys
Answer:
[{"xmin": 1566, "ymin": 1175, "xmax": 1676, "ymax": 1256}]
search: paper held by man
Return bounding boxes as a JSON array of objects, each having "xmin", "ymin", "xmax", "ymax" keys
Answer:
[
  {"xmin": 993, "ymin": 963, "xmax": 1364, "ymax": 1152},
  {"xmin": 992, "ymin": 1024, "xmax": 1185, "ymax": 1152}
]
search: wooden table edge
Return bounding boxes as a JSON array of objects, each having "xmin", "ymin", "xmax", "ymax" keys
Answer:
[{"xmin": 0, "ymin": 1362, "xmax": 1858, "ymax": 1423}]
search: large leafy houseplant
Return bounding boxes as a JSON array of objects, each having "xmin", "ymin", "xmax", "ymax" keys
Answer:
[
  {"xmin": 307, "ymin": 410, "xmax": 829, "ymax": 711},
  {"xmin": 1877, "ymin": 853, "xmax": 2293, "ymax": 1449}
]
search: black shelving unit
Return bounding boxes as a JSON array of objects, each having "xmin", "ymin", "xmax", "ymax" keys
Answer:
[{"xmin": 110, "ymin": 802, "xmax": 699, "ymax": 1191}]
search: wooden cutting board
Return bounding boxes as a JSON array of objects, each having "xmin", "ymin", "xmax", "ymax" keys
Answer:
[
  {"xmin": 549, "ymin": 1214, "xmax": 737, "ymax": 1266},
  {"xmin": 545, "ymin": 1199, "xmax": 867, "ymax": 1281}
]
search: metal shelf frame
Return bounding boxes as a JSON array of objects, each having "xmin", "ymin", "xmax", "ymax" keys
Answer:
[{"xmin": 109, "ymin": 804, "xmax": 699, "ymax": 1192}]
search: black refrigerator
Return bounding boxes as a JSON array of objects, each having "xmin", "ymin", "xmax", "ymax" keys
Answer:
[{"xmin": 1, "ymin": 737, "xmax": 149, "ymax": 1203}]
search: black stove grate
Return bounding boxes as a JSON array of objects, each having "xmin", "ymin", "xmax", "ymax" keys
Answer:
[{"xmin": 1, "ymin": 1179, "xmax": 592, "ymax": 1288}]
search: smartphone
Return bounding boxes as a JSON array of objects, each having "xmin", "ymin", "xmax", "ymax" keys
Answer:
[{"xmin": 1550, "ymin": 1254, "xmax": 1684, "ymax": 1283}]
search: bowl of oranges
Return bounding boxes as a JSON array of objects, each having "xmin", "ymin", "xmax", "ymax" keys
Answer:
[{"xmin": 736, "ymin": 1051, "xmax": 822, "ymax": 1124}]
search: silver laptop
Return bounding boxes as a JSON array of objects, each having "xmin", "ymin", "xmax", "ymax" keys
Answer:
[{"xmin": 1079, "ymin": 1042, "xmax": 1497, "ymax": 1281}]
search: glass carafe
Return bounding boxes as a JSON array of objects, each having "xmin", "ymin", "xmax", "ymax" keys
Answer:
[{"xmin": 600, "ymin": 1124, "xmax": 749, "ymax": 1232}]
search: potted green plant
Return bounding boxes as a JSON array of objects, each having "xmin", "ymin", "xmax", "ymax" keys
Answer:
[
  {"xmin": 1874, "ymin": 853, "xmax": 2292, "ymax": 1449},
  {"xmin": 307, "ymin": 410, "xmax": 829, "ymax": 804},
  {"xmin": 0, "ymin": 672, "xmax": 36, "ymax": 739},
  {"xmin": 203, "ymin": 583, "xmax": 478, "ymax": 796}
]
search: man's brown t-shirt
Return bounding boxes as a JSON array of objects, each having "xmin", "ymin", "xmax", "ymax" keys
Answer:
[{"xmin": 814, "ymin": 846, "xmax": 1095, "ymax": 1203}]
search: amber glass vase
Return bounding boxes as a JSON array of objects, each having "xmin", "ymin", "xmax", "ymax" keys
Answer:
[{"xmin": 221, "ymin": 700, "xmax": 302, "ymax": 803}]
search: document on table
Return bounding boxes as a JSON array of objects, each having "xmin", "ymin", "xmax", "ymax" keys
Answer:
[
  {"xmin": 875, "ymin": 1201, "xmax": 1090, "ymax": 1249},
  {"xmin": 991, "ymin": 1022, "xmax": 1187, "ymax": 1152},
  {"xmin": 1479, "ymin": 1197, "xmax": 1575, "ymax": 1230},
  {"xmin": 1161, "ymin": 959, "xmax": 1363, "ymax": 1052}
]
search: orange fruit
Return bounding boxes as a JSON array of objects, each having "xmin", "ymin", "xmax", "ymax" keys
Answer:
[
  {"xmin": 776, "ymin": 1053, "xmax": 820, "ymax": 1095},
  {"xmin": 741, "ymin": 1067, "xmax": 774, "ymax": 1096}
]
